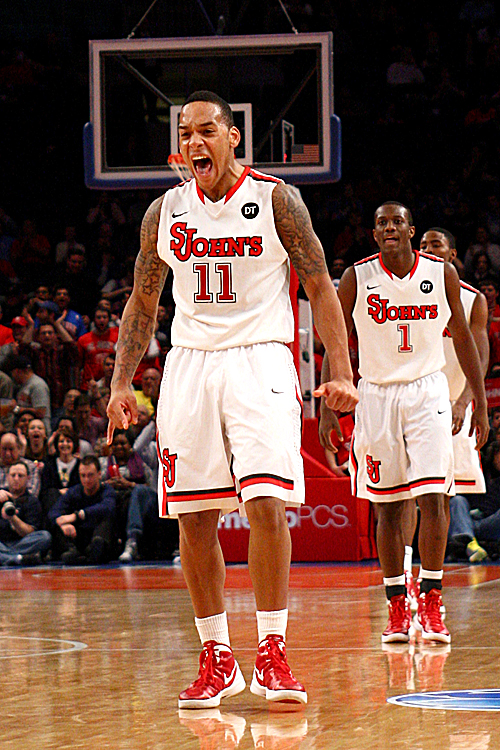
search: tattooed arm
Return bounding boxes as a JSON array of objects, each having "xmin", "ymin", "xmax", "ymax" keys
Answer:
[
  {"xmin": 272, "ymin": 182, "xmax": 358, "ymax": 412},
  {"xmin": 107, "ymin": 196, "xmax": 169, "ymax": 442}
]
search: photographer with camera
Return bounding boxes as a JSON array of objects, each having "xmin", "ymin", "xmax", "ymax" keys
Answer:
[{"xmin": 0, "ymin": 461, "xmax": 51, "ymax": 566}]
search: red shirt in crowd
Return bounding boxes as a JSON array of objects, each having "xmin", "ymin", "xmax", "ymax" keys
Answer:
[{"xmin": 77, "ymin": 328, "xmax": 119, "ymax": 391}]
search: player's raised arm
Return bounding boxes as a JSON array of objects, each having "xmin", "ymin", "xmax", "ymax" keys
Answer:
[
  {"xmin": 444, "ymin": 262, "xmax": 489, "ymax": 448},
  {"xmin": 272, "ymin": 182, "xmax": 358, "ymax": 413},
  {"xmin": 106, "ymin": 196, "xmax": 169, "ymax": 442}
]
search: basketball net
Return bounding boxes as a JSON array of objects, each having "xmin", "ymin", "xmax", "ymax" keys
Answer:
[{"xmin": 168, "ymin": 153, "xmax": 192, "ymax": 183}]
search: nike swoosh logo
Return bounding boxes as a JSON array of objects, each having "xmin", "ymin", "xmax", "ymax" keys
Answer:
[
  {"xmin": 367, "ymin": 284, "xmax": 380, "ymax": 290},
  {"xmin": 437, "ymin": 409, "xmax": 446, "ymax": 414},
  {"xmin": 172, "ymin": 211, "xmax": 188, "ymax": 218},
  {"xmin": 224, "ymin": 665, "xmax": 237, "ymax": 686},
  {"xmin": 271, "ymin": 389, "xmax": 284, "ymax": 394},
  {"xmin": 255, "ymin": 668, "xmax": 265, "ymax": 683}
]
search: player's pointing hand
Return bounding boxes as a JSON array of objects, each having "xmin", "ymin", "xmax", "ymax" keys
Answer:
[{"xmin": 106, "ymin": 386, "xmax": 139, "ymax": 444}]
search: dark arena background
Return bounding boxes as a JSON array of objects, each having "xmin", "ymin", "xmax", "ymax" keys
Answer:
[{"xmin": 1, "ymin": 1, "xmax": 500, "ymax": 748}]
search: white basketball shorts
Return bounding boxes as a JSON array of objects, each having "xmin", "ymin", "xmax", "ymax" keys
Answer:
[
  {"xmin": 349, "ymin": 371, "xmax": 455, "ymax": 502},
  {"xmin": 453, "ymin": 402, "xmax": 486, "ymax": 494},
  {"xmin": 156, "ymin": 342, "xmax": 305, "ymax": 517}
]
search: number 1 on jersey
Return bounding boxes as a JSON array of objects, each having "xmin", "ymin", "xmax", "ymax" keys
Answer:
[
  {"xmin": 193, "ymin": 263, "xmax": 236, "ymax": 303},
  {"xmin": 397, "ymin": 323, "xmax": 413, "ymax": 352}
]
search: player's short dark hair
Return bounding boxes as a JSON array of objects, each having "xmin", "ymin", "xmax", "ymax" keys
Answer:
[
  {"xmin": 426, "ymin": 227, "xmax": 456, "ymax": 249},
  {"xmin": 80, "ymin": 454, "xmax": 101, "ymax": 472},
  {"xmin": 182, "ymin": 91, "xmax": 234, "ymax": 129},
  {"xmin": 374, "ymin": 201, "xmax": 414, "ymax": 226}
]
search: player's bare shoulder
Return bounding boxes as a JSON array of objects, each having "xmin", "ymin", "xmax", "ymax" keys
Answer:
[
  {"xmin": 135, "ymin": 195, "xmax": 169, "ymax": 299},
  {"xmin": 271, "ymin": 182, "xmax": 326, "ymax": 285}
]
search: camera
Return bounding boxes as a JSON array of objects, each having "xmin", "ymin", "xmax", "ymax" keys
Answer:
[{"xmin": 3, "ymin": 501, "xmax": 17, "ymax": 517}]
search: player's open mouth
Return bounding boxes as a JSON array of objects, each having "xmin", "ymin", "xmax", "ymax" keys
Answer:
[{"xmin": 192, "ymin": 156, "xmax": 213, "ymax": 176}]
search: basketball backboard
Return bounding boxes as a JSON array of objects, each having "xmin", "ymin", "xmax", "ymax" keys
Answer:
[{"xmin": 85, "ymin": 32, "xmax": 341, "ymax": 189}]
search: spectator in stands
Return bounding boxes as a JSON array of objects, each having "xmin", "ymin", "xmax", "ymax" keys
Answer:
[
  {"xmin": 77, "ymin": 307, "xmax": 119, "ymax": 392},
  {"xmin": 54, "ymin": 225, "xmax": 85, "ymax": 265},
  {"xmin": 13, "ymin": 408, "xmax": 37, "ymax": 439},
  {"xmin": 51, "ymin": 388, "xmax": 80, "ymax": 431},
  {"xmin": 23, "ymin": 418, "xmax": 48, "ymax": 462},
  {"xmin": 448, "ymin": 440, "xmax": 500, "ymax": 562},
  {"xmin": 8, "ymin": 355, "xmax": 51, "ymax": 434},
  {"xmin": 73, "ymin": 393, "xmax": 106, "ymax": 448},
  {"xmin": 95, "ymin": 353, "xmax": 115, "ymax": 400},
  {"xmin": 53, "ymin": 287, "xmax": 87, "ymax": 340},
  {"xmin": 10, "ymin": 219, "xmax": 51, "ymax": 283},
  {"xmin": 478, "ymin": 278, "xmax": 500, "ymax": 376},
  {"xmin": 100, "ymin": 429, "xmax": 153, "ymax": 555},
  {"xmin": 0, "ymin": 432, "xmax": 42, "ymax": 499},
  {"xmin": 466, "ymin": 250, "xmax": 494, "ymax": 287},
  {"xmin": 329, "ymin": 258, "xmax": 347, "ymax": 290},
  {"xmin": 0, "ymin": 461, "xmax": 51, "ymax": 566},
  {"xmin": 54, "ymin": 249, "xmax": 100, "ymax": 315},
  {"xmin": 0, "ymin": 315, "xmax": 26, "ymax": 369},
  {"xmin": 22, "ymin": 313, "xmax": 79, "ymax": 413},
  {"xmin": 131, "ymin": 406, "xmax": 158, "ymax": 487},
  {"xmin": 86, "ymin": 192, "xmax": 126, "ymax": 235},
  {"xmin": 39, "ymin": 426, "xmax": 80, "ymax": 526},
  {"xmin": 134, "ymin": 367, "xmax": 161, "ymax": 416},
  {"xmin": 48, "ymin": 455, "xmax": 116, "ymax": 565},
  {"xmin": 0, "ymin": 304, "xmax": 14, "ymax": 348},
  {"xmin": 47, "ymin": 416, "xmax": 92, "ymax": 459},
  {"xmin": 464, "ymin": 227, "xmax": 500, "ymax": 276},
  {"xmin": 0, "ymin": 370, "xmax": 15, "ymax": 432}
]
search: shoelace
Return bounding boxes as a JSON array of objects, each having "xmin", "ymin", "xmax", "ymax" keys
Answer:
[
  {"xmin": 261, "ymin": 637, "xmax": 293, "ymax": 677},
  {"xmin": 388, "ymin": 596, "xmax": 408, "ymax": 628},
  {"xmin": 191, "ymin": 642, "xmax": 217, "ymax": 687},
  {"xmin": 423, "ymin": 590, "xmax": 445, "ymax": 629}
]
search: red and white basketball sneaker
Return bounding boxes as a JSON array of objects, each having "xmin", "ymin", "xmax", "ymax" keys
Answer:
[
  {"xmin": 413, "ymin": 589, "xmax": 451, "ymax": 644},
  {"xmin": 250, "ymin": 635, "xmax": 307, "ymax": 704},
  {"xmin": 405, "ymin": 570, "xmax": 419, "ymax": 613},
  {"xmin": 178, "ymin": 641, "xmax": 246, "ymax": 709},
  {"xmin": 382, "ymin": 593, "xmax": 412, "ymax": 643}
]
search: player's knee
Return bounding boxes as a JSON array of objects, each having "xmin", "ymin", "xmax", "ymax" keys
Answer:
[
  {"xmin": 245, "ymin": 497, "xmax": 288, "ymax": 533},
  {"xmin": 179, "ymin": 510, "xmax": 219, "ymax": 546}
]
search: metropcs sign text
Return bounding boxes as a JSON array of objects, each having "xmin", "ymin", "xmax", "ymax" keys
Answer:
[{"xmin": 219, "ymin": 504, "xmax": 350, "ymax": 530}]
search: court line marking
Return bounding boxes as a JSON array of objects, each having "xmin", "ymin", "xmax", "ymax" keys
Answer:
[{"xmin": 0, "ymin": 636, "xmax": 88, "ymax": 659}]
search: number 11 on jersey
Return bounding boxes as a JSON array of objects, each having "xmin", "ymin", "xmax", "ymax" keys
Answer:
[{"xmin": 193, "ymin": 263, "xmax": 237, "ymax": 303}]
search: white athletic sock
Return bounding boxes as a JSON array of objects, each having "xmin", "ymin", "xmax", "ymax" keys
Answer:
[
  {"xmin": 419, "ymin": 568, "xmax": 443, "ymax": 581},
  {"xmin": 195, "ymin": 612, "xmax": 230, "ymax": 648},
  {"xmin": 256, "ymin": 609, "xmax": 288, "ymax": 643},
  {"xmin": 383, "ymin": 574, "xmax": 406, "ymax": 588},
  {"xmin": 404, "ymin": 546, "xmax": 413, "ymax": 573}
]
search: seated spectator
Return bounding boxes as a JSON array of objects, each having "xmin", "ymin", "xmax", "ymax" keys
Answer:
[
  {"xmin": 0, "ymin": 369, "xmax": 15, "ymax": 432},
  {"xmin": 0, "ymin": 431, "xmax": 43, "ymax": 498},
  {"xmin": 51, "ymin": 387, "xmax": 81, "ymax": 431},
  {"xmin": 74, "ymin": 394, "xmax": 106, "ymax": 448},
  {"xmin": 48, "ymin": 455, "xmax": 116, "ymax": 565},
  {"xmin": 23, "ymin": 418, "xmax": 48, "ymax": 462},
  {"xmin": 448, "ymin": 440, "xmax": 500, "ymax": 562},
  {"xmin": 8, "ymin": 355, "xmax": 51, "ymax": 434},
  {"xmin": 0, "ymin": 460, "xmax": 51, "ymax": 566},
  {"xmin": 100, "ymin": 429, "xmax": 153, "ymax": 554},
  {"xmin": 39, "ymin": 427, "xmax": 80, "ymax": 526},
  {"xmin": 465, "ymin": 250, "xmax": 494, "ymax": 288},
  {"xmin": 96, "ymin": 353, "xmax": 115, "ymax": 398},
  {"xmin": 53, "ymin": 287, "xmax": 88, "ymax": 340},
  {"xmin": 13, "ymin": 408, "xmax": 37, "ymax": 439},
  {"xmin": 134, "ymin": 368, "xmax": 161, "ymax": 416},
  {"xmin": 77, "ymin": 307, "xmax": 119, "ymax": 392},
  {"xmin": 47, "ymin": 416, "xmax": 92, "ymax": 459},
  {"xmin": 131, "ymin": 407, "xmax": 158, "ymax": 486}
]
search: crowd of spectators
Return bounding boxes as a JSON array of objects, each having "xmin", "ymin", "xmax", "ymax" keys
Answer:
[{"xmin": 2, "ymin": 1, "xmax": 500, "ymax": 564}]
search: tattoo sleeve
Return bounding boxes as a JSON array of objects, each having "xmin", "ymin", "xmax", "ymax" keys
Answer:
[
  {"xmin": 272, "ymin": 182, "xmax": 327, "ymax": 284},
  {"xmin": 113, "ymin": 196, "xmax": 169, "ymax": 385}
]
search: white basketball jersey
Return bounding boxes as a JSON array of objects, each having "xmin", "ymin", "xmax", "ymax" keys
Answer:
[
  {"xmin": 353, "ymin": 251, "xmax": 451, "ymax": 384},
  {"xmin": 442, "ymin": 281, "xmax": 478, "ymax": 401},
  {"xmin": 156, "ymin": 167, "xmax": 294, "ymax": 350}
]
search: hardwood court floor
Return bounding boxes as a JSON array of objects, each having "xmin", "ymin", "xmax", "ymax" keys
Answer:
[{"xmin": 0, "ymin": 562, "xmax": 499, "ymax": 749}]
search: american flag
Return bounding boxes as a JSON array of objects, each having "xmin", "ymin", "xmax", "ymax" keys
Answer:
[{"xmin": 291, "ymin": 144, "xmax": 320, "ymax": 163}]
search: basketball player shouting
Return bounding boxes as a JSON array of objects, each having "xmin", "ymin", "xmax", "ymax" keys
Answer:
[
  {"xmin": 320, "ymin": 203, "xmax": 488, "ymax": 645},
  {"xmin": 107, "ymin": 91, "xmax": 357, "ymax": 708}
]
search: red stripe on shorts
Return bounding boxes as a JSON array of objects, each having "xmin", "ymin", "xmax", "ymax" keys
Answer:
[{"xmin": 239, "ymin": 474, "xmax": 294, "ymax": 491}]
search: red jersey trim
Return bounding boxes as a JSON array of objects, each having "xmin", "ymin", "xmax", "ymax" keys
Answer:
[
  {"xmin": 409, "ymin": 251, "xmax": 419, "ymax": 278},
  {"xmin": 196, "ymin": 182, "xmax": 205, "ymax": 204},
  {"xmin": 224, "ymin": 166, "xmax": 251, "ymax": 203},
  {"xmin": 354, "ymin": 253, "xmax": 379, "ymax": 267},
  {"xmin": 239, "ymin": 473, "xmax": 294, "ymax": 491},
  {"xmin": 459, "ymin": 280, "xmax": 479, "ymax": 295},
  {"xmin": 367, "ymin": 476, "xmax": 446, "ymax": 495},
  {"xmin": 378, "ymin": 252, "xmax": 393, "ymax": 279},
  {"xmin": 249, "ymin": 168, "xmax": 281, "ymax": 184},
  {"xmin": 418, "ymin": 251, "xmax": 445, "ymax": 263}
]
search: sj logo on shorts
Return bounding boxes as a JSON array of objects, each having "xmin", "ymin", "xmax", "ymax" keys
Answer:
[
  {"xmin": 161, "ymin": 448, "xmax": 178, "ymax": 488},
  {"xmin": 366, "ymin": 454, "xmax": 381, "ymax": 483}
]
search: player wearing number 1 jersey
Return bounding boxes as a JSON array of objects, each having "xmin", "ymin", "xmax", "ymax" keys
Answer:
[
  {"xmin": 320, "ymin": 202, "xmax": 488, "ymax": 645},
  {"xmin": 106, "ymin": 91, "xmax": 357, "ymax": 709}
]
